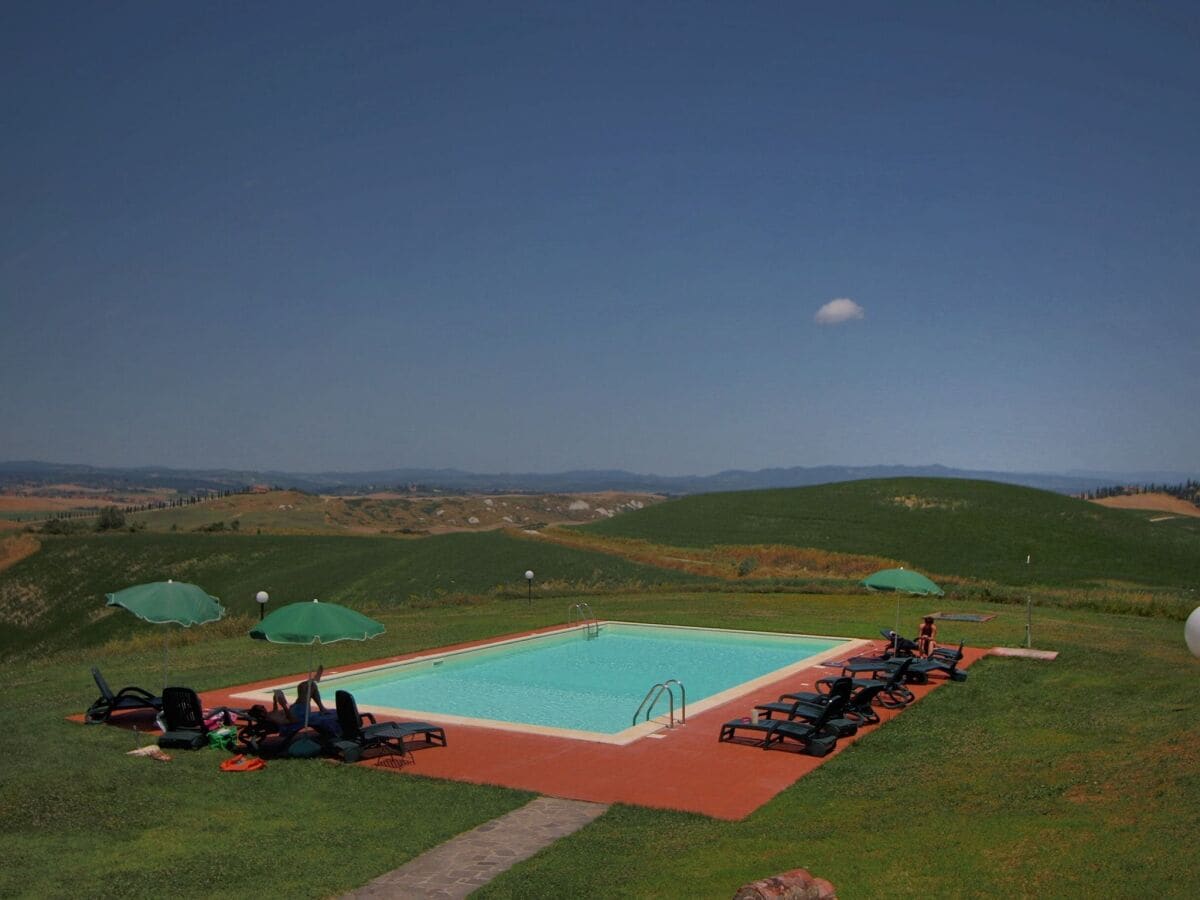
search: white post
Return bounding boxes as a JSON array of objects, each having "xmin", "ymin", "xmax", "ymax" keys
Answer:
[
  {"xmin": 304, "ymin": 642, "xmax": 314, "ymax": 729},
  {"xmin": 1025, "ymin": 555, "xmax": 1032, "ymax": 648},
  {"xmin": 894, "ymin": 596, "xmax": 900, "ymax": 654}
]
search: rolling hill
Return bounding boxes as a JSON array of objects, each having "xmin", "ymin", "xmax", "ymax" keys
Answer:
[
  {"xmin": 5, "ymin": 477, "xmax": 1197, "ymax": 662},
  {"xmin": 584, "ymin": 477, "xmax": 1200, "ymax": 590},
  {"xmin": 0, "ymin": 531, "xmax": 703, "ymax": 661}
]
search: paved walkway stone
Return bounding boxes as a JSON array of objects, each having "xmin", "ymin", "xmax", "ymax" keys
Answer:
[{"xmin": 341, "ymin": 796, "xmax": 609, "ymax": 899}]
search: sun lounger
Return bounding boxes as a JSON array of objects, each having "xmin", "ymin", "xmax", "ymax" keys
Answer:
[
  {"xmin": 780, "ymin": 678, "xmax": 886, "ymax": 725},
  {"xmin": 900, "ymin": 653, "xmax": 967, "ymax": 682},
  {"xmin": 879, "ymin": 629, "xmax": 920, "ymax": 657},
  {"xmin": 332, "ymin": 690, "xmax": 446, "ymax": 763},
  {"xmin": 157, "ymin": 686, "xmax": 237, "ymax": 750},
  {"xmin": 235, "ymin": 700, "xmax": 339, "ymax": 758},
  {"xmin": 756, "ymin": 678, "xmax": 859, "ymax": 736},
  {"xmin": 777, "ymin": 675, "xmax": 853, "ymax": 709},
  {"xmin": 719, "ymin": 695, "xmax": 848, "ymax": 756},
  {"xmin": 819, "ymin": 658, "xmax": 915, "ymax": 708},
  {"xmin": 930, "ymin": 639, "xmax": 964, "ymax": 663},
  {"xmin": 84, "ymin": 667, "xmax": 162, "ymax": 724},
  {"xmin": 754, "ymin": 698, "xmax": 858, "ymax": 737},
  {"xmin": 841, "ymin": 651, "xmax": 967, "ymax": 683},
  {"xmin": 762, "ymin": 718, "xmax": 840, "ymax": 756}
]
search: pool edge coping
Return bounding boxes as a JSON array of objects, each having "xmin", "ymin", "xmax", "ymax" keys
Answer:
[{"xmin": 230, "ymin": 622, "xmax": 873, "ymax": 745}]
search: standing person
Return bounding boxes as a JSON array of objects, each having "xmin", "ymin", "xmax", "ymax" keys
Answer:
[{"xmin": 917, "ymin": 616, "xmax": 938, "ymax": 656}]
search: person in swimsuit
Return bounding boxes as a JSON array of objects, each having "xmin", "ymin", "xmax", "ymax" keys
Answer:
[{"xmin": 917, "ymin": 616, "xmax": 938, "ymax": 656}]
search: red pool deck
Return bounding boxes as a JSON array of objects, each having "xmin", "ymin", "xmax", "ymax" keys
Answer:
[{"xmin": 195, "ymin": 629, "xmax": 985, "ymax": 821}]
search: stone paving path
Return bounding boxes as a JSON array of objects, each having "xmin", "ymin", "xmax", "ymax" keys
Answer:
[{"xmin": 341, "ymin": 796, "xmax": 609, "ymax": 899}]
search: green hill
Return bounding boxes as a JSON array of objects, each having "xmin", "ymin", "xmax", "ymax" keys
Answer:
[
  {"xmin": 6, "ymin": 478, "xmax": 1197, "ymax": 662},
  {"xmin": 0, "ymin": 531, "xmax": 703, "ymax": 661},
  {"xmin": 585, "ymin": 478, "xmax": 1200, "ymax": 590}
]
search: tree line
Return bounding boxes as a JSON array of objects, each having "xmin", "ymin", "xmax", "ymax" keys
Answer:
[
  {"xmin": 1080, "ymin": 480, "xmax": 1200, "ymax": 504},
  {"xmin": 26, "ymin": 485, "xmax": 281, "ymax": 529}
]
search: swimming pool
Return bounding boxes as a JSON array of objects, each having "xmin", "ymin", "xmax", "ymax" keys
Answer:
[{"xmin": 239, "ymin": 622, "xmax": 866, "ymax": 744}]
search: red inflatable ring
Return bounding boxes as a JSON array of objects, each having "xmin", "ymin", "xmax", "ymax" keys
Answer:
[{"xmin": 220, "ymin": 754, "xmax": 266, "ymax": 772}]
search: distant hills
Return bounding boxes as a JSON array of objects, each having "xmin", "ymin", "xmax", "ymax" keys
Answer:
[{"xmin": 2, "ymin": 459, "xmax": 1196, "ymax": 497}]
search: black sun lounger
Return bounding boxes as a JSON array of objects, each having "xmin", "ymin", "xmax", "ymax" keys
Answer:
[
  {"xmin": 819, "ymin": 658, "xmax": 916, "ymax": 709},
  {"xmin": 719, "ymin": 695, "xmax": 848, "ymax": 756},
  {"xmin": 157, "ymin": 686, "xmax": 237, "ymax": 750},
  {"xmin": 840, "ymin": 652, "xmax": 967, "ymax": 684},
  {"xmin": 332, "ymin": 690, "xmax": 447, "ymax": 763},
  {"xmin": 780, "ymin": 678, "xmax": 886, "ymax": 725},
  {"xmin": 754, "ymin": 698, "xmax": 858, "ymax": 737},
  {"xmin": 879, "ymin": 629, "xmax": 921, "ymax": 657},
  {"xmin": 762, "ymin": 718, "xmax": 839, "ymax": 756},
  {"xmin": 235, "ymin": 694, "xmax": 340, "ymax": 758},
  {"xmin": 85, "ymin": 667, "xmax": 162, "ymax": 724},
  {"xmin": 930, "ymin": 639, "xmax": 965, "ymax": 664},
  {"xmin": 756, "ymin": 678, "xmax": 859, "ymax": 737}
]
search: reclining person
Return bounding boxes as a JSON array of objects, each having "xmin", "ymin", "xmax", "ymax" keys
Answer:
[
  {"xmin": 290, "ymin": 665, "xmax": 340, "ymax": 732},
  {"xmin": 246, "ymin": 666, "xmax": 339, "ymax": 735}
]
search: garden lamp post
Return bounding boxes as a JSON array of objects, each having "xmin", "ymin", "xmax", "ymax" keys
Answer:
[
  {"xmin": 524, "ymin": 570, "xmax": 534, "ymax": 605},
  {"xmin": 256, "ymin": 590, "xmax": 269, "ymax": 621}
]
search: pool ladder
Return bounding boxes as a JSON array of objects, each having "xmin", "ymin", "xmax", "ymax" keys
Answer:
[
  {"xmin": 568, "ymin": 602, "xmax": 600, "ymax": 639},
  {"xmin": 632, "ymin": 679, "xmax": 687, "ymax": 729}
]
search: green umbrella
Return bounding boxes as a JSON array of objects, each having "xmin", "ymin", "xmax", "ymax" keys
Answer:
[
  {"xmin": 861, "ymin": 568, "xmax": 944, "ymax": 597},
  {"xmin": 249, "ymin": 599, "xmax": 384, "ymax": 729},
  {"xmin": 105, "ymin": 580, "xmax": 226, "ymax": 689},
  {"xmin": 860, "ymin": 567, "xmax": 944, "ymax": 653}
]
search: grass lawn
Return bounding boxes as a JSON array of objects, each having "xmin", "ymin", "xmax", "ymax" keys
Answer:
[{"xmin": 2, "ymin": 589, "xmax": 1197, "ymax": 898}]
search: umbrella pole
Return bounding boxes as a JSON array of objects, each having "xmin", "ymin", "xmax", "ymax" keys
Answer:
[
  {"xmin": 163, "ymin": 632, "xmax": 169, "ymax": 691},
  {"xmin": 303, "ymin": 643, "xmax": 314, "ymax": 729},
  {"xmin": 894, "ymin": 596, "xmax": 900, "ymax": 655}
]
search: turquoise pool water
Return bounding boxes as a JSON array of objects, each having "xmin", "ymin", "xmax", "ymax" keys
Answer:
[{"xmin": 333, "ymin": 623, "xmax": 846, "ymax": 735}]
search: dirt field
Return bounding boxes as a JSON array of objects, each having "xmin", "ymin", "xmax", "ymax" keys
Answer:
[
  {"xmin": 1092, "ymin": 492, "xmax": 1200, "ymax": 518},
  {"xmin": 0, "ymin": 484, "xmax": 176, "ymax": 516},
  {"xmin": 0, "ymin": 495, "xmax": 104, "ymax": 514},
  {"xmin": 0, "ymin": 535, "xmax": 40, "ymax": 571}
]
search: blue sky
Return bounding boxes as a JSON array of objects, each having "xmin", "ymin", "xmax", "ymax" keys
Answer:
[{"xmin": 2, "ymin": 2, "xmax": 1198, "ymax": 475}]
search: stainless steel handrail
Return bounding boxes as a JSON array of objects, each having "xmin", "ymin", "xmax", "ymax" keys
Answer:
[
  {"xmin": 567, "ymin": 602, "xmax": 600, "ymax": 638},
  {"xmin": 662, "ymin": 678, "xmax": 687, "ymax": 724},
  {"xmin": 632, "ymin": 679, "xmax": 686, "ymax": 728}
]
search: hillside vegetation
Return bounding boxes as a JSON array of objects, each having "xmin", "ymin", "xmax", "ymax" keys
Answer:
[
  {"xmin": 7, "ymin": 478, "xmax": 1198, "ymax": 661},
  {"xmin": 117, "ymin": 489, "xmax": 662, "ymax": 535},
  {"xmin": 585, "ymin": 478, "xmax": 1200, "ymax": 590},
  {"xmin": 0, "ymin": 531, "xmax": 702, "ymax": 661}
]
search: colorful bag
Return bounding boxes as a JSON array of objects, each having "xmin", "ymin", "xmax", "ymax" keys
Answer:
[{"xmin": 208, "ymin": 725, "xmax": 238, "ymax": 751}]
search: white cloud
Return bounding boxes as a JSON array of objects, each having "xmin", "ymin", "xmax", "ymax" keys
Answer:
[{"xmin": 814, "ymin": 297, "xmax": 865, "ymax": 325}]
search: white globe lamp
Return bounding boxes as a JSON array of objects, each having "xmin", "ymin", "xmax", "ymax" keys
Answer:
[{"xmin": 1185, "ymin": 606, "xmax": 1200, "ymax": 658}]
